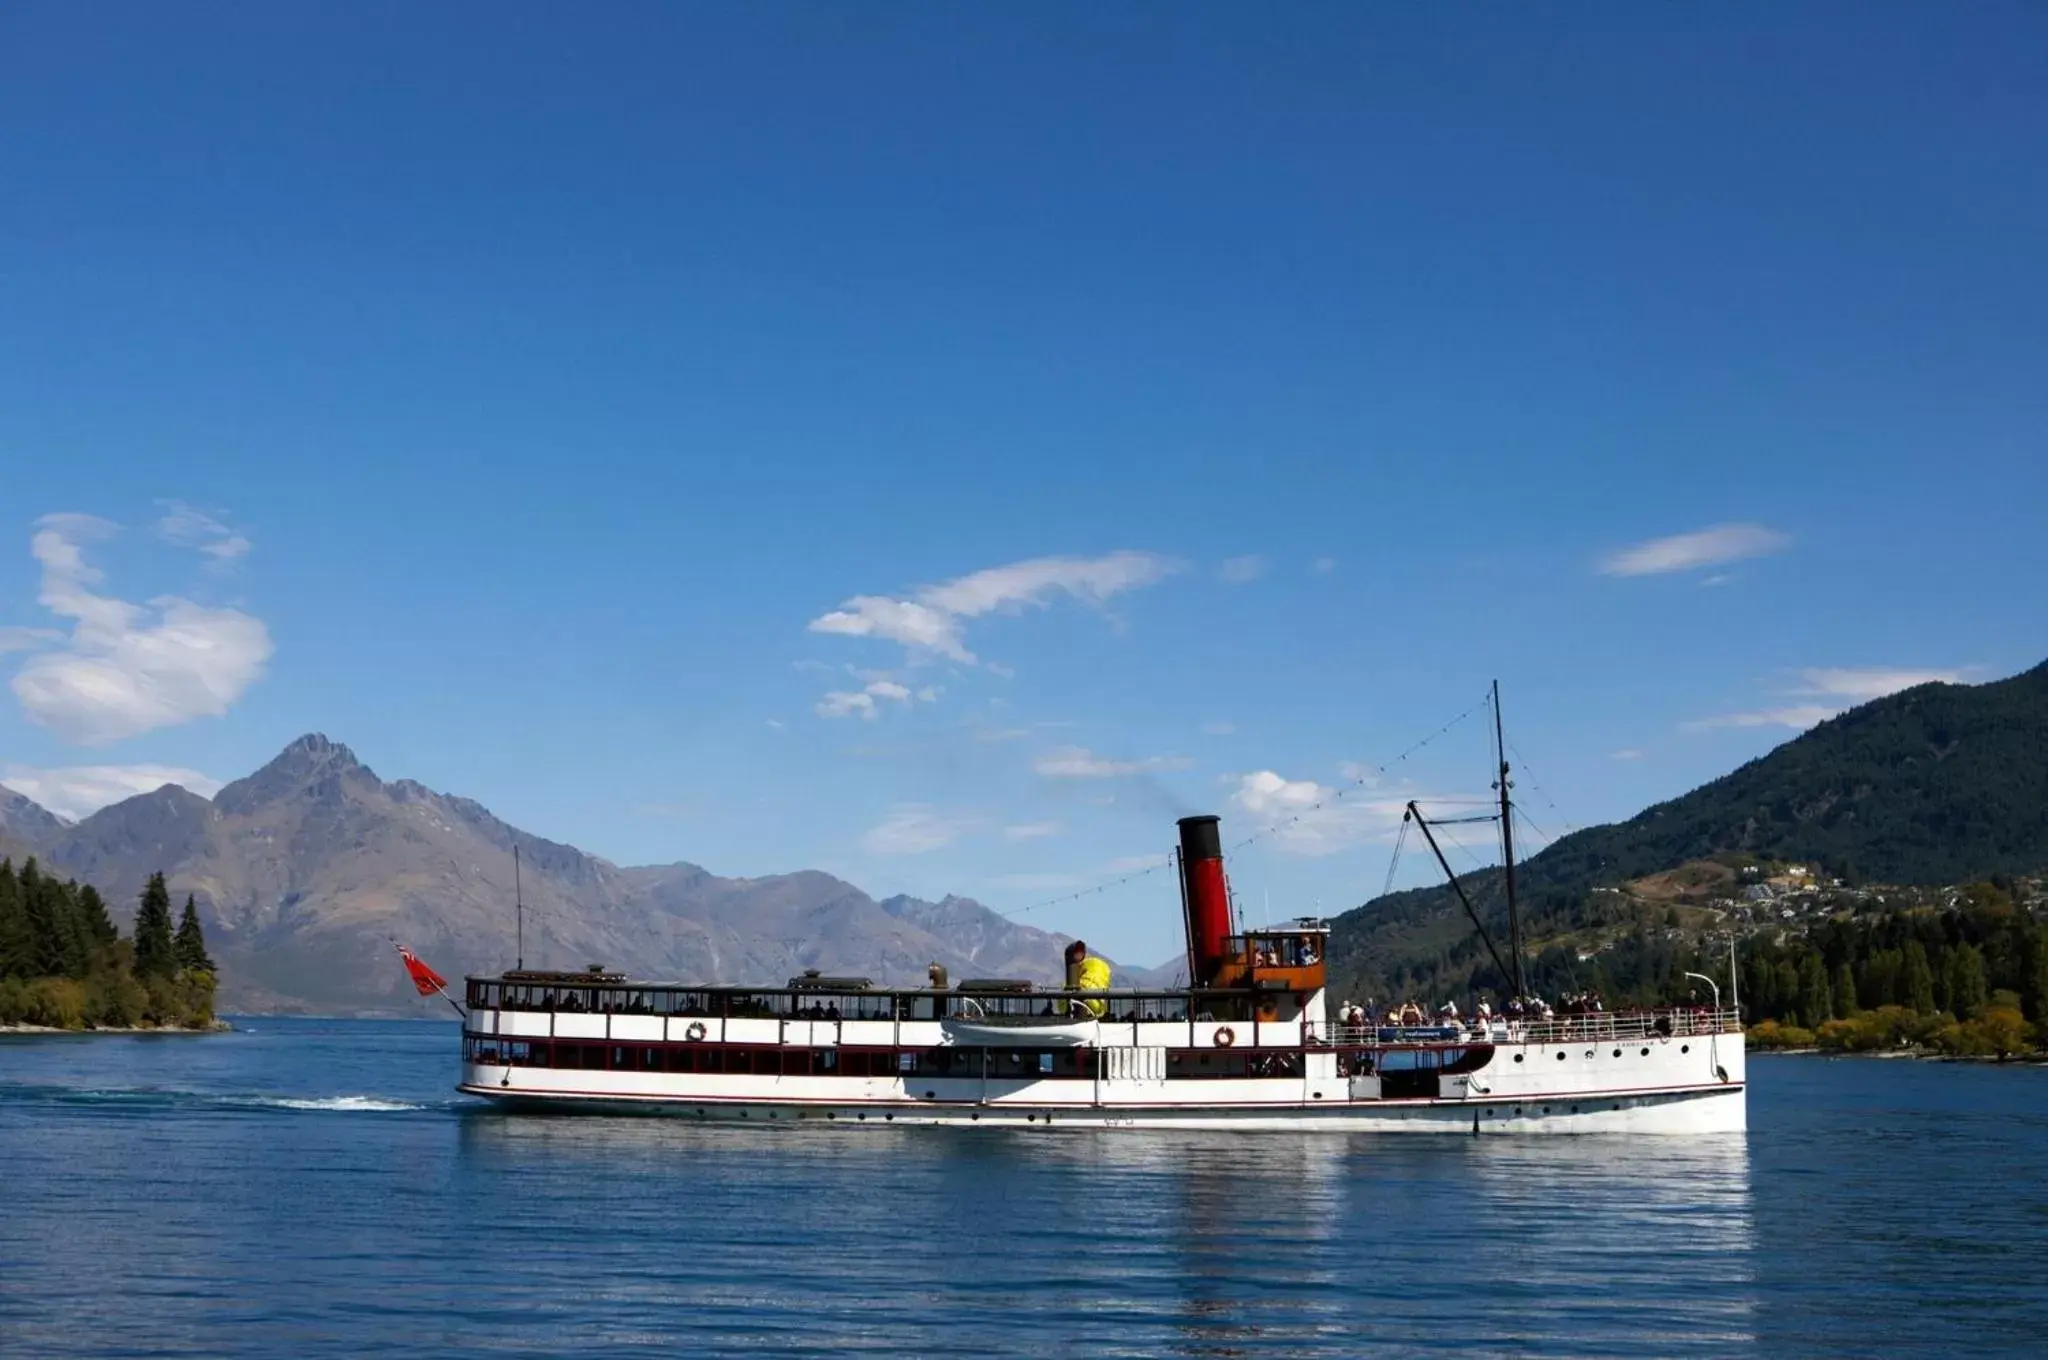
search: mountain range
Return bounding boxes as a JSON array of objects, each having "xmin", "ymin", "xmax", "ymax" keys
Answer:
[
  {"xmin": 6, "ymin": 658, "xmax": 2042, "ymax": 1015},
  {"xmin": 1325, "ymin": 657, "xmax": 2048, "ymax": 1002},
  {"xmin": 0, "ymin": 736, "xmax": 1105, "ymax": 1015}
]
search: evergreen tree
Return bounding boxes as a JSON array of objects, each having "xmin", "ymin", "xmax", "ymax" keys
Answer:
[
  {"xmin": 0, "ymin": 860, "xmax": 33, "ymax": 981},
  {"xmin": 2022, "ymin": 928, "xmax": 2048, "ymax": 1027},
  {"xmin": 133, "ymin": 872, "xmax": 176, "ymax": 979},
  {"xmin": 77, "ymin": 884, "xmax": 117, "ymax": 947},
  {"xmin": 1798, "ymin": 951, "xmax": 1833, "ymax": 1027},
  {"xmin": 1834, "ymin": 962, "xmax": 1860, "ymax": 1019},
  {"xmin": 1904, "ymin": 941, "xmax": 1936, "ymax": 1013},
  {"xmin": 174, "ymin": 896, "xmax": 214, "ymax": 974},
  {"xmin": 1946, "ymin": 944, "xmax": 1989, "ymax": 1019}
]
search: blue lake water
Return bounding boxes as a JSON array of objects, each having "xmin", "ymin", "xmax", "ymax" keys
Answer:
[{"xmin": 2, "ymin": 1020, "xmax": 2046, "ymax": 1358}]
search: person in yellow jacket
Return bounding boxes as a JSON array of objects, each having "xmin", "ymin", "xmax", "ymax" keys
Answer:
[{"xmin": 1064, "ymin": 940, "xmax": 1112, "ymax": 1017}]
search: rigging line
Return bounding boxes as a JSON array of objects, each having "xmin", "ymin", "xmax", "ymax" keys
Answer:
[
  {"xmin": 996, "ymin": 689, "xmax": 1495, "ymax": 921},
  {"xmin": 1221, "ymin": 689, "xmax": 1495, "ymax": 856},
  {"xmin": 1512, "ymin": 803, "xmax": 1557, "ymax": 849},
  {"xmin": 1505, "ymin": 738, "xmax": 1579, "ymax": 836},
  {"xmin": 1380, "ymin": 815, "xmax": 1410, "ymax": 901}
]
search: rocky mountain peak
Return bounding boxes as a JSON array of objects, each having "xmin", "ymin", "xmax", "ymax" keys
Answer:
[
  {"xmin": 0, "ymin": 784, "xmax": 70, "ymax": 842},
  {"xmin": 212, "ymin": 732, "xmax": 378, "ymax": 816}
]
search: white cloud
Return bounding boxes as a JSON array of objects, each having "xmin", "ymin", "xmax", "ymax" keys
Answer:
[
  {"xmin": 1609, "ymin": 748, "xmax": 1645, "ymax": 761},
  {"xmin": 1202, "ymin": 721, "xmax": 1236, "ymax": 736},
  {"xmin": 7, "ymin": 514, "xmax": 275, "ymax": 745},
  {"xmin": 0, "ymin": 627, "xmax": 59, "ymax": 656},
  {"xmin": 1, "ymin": 763, "xmax": 222, "ymax": 821},
  {"xmin": 1218, "ymin": 554, "xmax": 1267, "ymax": 583},
  {"xmin": 814, "ymin": 676, "xmax": 939, "ymax": 721},
  {"xmin": 1230, "ymin": 770, "xmax": 1385, "ymax": 857},
  {"xmin": 1003, "ymin": 821, "xmax": 1060, "ymax": 842},
  {"xmin": 156, "ymin": 501, "xmax": 252, "ymax": 568},
  {"xmin": 1796, "ymin": 667, "xmax": 1963, "ymax": 703},
  {"xmin": 861, "ymin": 805, "xmax": 974, "ymax": 855},
  {"xmin": 765, "ymin": 718, "xmax": 786, "ymax": 730},
  {"xmin": 1599, "ymin": 523, "xmax": 1791, "ymax": 577},
  {"xmin": 1686, "ymin": 666, "xmax": 1966, "ymax": 733},
  {"xmin": 1684, "ymin": 706, "xmax": 1840, "ymax": 732},
  {"xmin": 808, "ymin": 550, "xmax": 1181, "ymax": 667},
  {"xmin": 1033, "ymin": 745, "xmax": 1193, "ymax": 779},
  {"xmin": 983, "ymin": 871, "xmax": 1085, "ymax": 892},
  {"xmin": 811, "ymin": 596, "xmax": 971, "ymax": 663}
]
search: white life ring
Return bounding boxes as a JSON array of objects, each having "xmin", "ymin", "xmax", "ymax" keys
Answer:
[
  {"xmin": 684, "ymin": 1021, "xmax": 708, "ymax": 1042},
  {"xmin": 1214, "ymin": 1026, "xmax": 1237, "ymax": 1048}
]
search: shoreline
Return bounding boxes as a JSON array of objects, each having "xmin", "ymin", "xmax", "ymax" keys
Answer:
[
  {"xmin": 0, "ymin": 1020, "xmax": 232, "ymax": 1036},
  {"xmin": 1754, "ymin": 1044, "xmax": 2048, "ymax": 1066}
]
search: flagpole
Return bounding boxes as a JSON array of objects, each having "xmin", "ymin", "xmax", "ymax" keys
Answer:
[{"xmin": 394, "ymin": 941, "xmax": 467, "ymax": 1020}]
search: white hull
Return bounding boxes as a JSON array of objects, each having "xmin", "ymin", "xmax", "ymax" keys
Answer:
[{"xmin": 457, "ymin": 1027, "xmax": 1746, "ymax": 1134}]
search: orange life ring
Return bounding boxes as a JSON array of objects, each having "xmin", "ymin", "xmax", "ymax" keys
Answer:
[
  {"xmin": 684, "ymin": 1021, "xmax": 708, "ymax": 1042},
  {"xmin": 1214, "ymin": 1026, "xmax": 1236, "ymax": 1048}
]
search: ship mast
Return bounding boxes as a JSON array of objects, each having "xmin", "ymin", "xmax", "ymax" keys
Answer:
[{"xmin": 1492, "ymin": 680, "xmax": 1527, "ymax": 999}]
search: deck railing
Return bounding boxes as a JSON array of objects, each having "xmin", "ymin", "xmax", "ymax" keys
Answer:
[{"xmin": 1316, "ymin": 1007, "xmax": 1742, "ymax": 1048}]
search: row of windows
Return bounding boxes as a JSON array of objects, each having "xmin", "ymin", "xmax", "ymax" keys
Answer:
[
  {"xmin": 462, "ymin": 1037, "xmax": 1311, "ymax": 1080},
  {"xmin": 465, "ymin": 983, "xmax": 1268, "ymax": 1023}
]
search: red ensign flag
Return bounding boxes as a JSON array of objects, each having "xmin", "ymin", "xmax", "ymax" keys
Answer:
[{"xmin": 398, "ymin": 945, "xmax": 449, "ymax": 997}]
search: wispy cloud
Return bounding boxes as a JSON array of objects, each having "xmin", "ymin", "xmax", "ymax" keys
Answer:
[
  {"xmin": 861, "ymin": 805, "xmax": 976, "ymax": 855},
  {"xmin": 808, "ymin": 550, "xmax": 1181, "ymax": 667},
  {"xmin": 1599, "ymin": 523, "xmax": 1791, "ymax": 577},
  {"xmin": 1686, "ymin": 666, "xmax": 1965, "ymax": 732},
  {"xmin": 0, "ymin": 627, "xmax": 60, "ymax": 656},
  {"xmin": 1002, "ymin": 821, "xmax": 1060, "ymax": 842},
  {"xmin": 814, "ymin": 675, "xmax": 941, "ymax": 720},
  {"xmin": 1033, "ymin": 745, "xmax": 1193, "ymax": 779},
  {"xmin": 1796, "ymin": 667, "xmax": 1964, "ymax": 703},
  {"xmin": 1609, "ymin": 748, "xmax": 1645, "ymax": 761},
  {"xmin": 156, "ymin": 501, "xmax": 252, "ymax": 569},
  {"xmin": 1230, "ymin": 770, "xmax": 1386, "ymax": 857},
  {"xmin": 1218, "ymin": 554, "xmax": 1267, "ymax": 583},
  {"xmin": 1, "ymin": 763, "xmax": 223, "ymax": 821},
  {"xmin": 6, "ymin": 514, "xmax": 274, "ymax": 745}
]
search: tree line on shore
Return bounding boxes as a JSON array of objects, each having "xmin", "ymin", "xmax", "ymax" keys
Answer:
[
  {"xmin": 0, "ymin": 860, "xmax": 217, "ymax": 1029},
  {"xmin": 1741, "ymin": 882, "xmax": 2048, "ymax": 1057}
]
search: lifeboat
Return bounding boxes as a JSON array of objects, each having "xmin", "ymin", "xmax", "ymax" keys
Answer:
[{"xmin": 940, "ymin": 998, "xmax": 1100, "ymax": 1046}]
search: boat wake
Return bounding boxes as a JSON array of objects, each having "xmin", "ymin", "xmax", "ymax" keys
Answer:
[{"xmin": 0, "ymin": 1082, "xmax": 435, "ymax": 1115}]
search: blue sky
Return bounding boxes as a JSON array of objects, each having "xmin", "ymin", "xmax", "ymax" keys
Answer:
[{"xmin": 3, "ymin": 3, "xmax": 2044, "ymax": 966}]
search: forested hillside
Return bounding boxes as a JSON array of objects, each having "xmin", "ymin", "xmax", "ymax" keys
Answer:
[
  {"xmin": 1326, "ymin": 660, "xmax": 2048, "ymax": 1012},
  {"xmin": 0, "ymin": 861, "xmax": 217, "ymax": 1029}
]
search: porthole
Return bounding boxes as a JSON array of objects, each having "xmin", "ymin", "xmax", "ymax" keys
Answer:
[
  {"xmin": 826, "ymin": 1112, "xmax": 836, "ymax": 1120},
  {"xmin": 1541, "ymin": 1106, "xmax": 1550, "ymax": 1114},
  {"xmin": 1681, "ymin": 1045, "xmax": 1691, "ymax": 1053},
  {"xmin": 1313, "ymin": 1091, "xmax": 1324, "ymax": 1099},
  {"xmin": 740, "ymin": 1110, "xmax": 749, "ymax": 1118},
  {"xmin": 856, "ymin": 1112, "xmax": 866, "ymax": 1120},
  {"xmin": 1556, "ymin": 1052, "xmax": 1566, "ymax": 1061},
  {"xmin": 1514, "ymin": 1054, "xmax": 1525, "ymax": 1063},
  {"xmin": 1640, "ymin": 1047, "xmax": 1650, "ymax": 1056},
  {"xmin": 970, "ymin": 1112, "xmax": 980, "ymax": 1121},
  {"xmin": 1570, "ymin": 1105, "xmax": 1580, "ymax": 1114},
  {"xmin": 1612, "ymin": 1048, "xmax": 1622, "ymax": 1058}
]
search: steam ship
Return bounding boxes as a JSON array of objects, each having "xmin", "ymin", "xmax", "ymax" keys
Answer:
[{"xmin": 456, "ymin": 801, "xmax": 1746, "ymax": 1133}]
